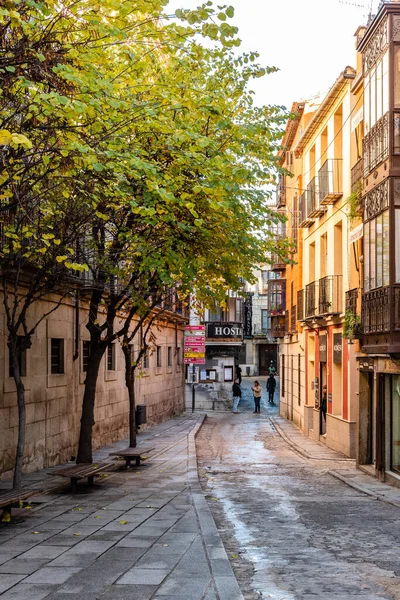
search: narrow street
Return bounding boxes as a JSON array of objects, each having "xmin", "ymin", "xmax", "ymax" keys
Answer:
[{"xmin": 196, "ymin": 378, "xmax": 400, "ymax": 600}]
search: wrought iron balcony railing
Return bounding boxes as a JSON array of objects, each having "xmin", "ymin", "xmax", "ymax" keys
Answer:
[
  {"xmin": 276, "ymin": 175, "xmax": 286, "ymax": 209},
  {"xmin": 297, "ymin": 289, "xmax": 304, "ymax": 321},
  {"xmin": 345, "ymin": 288, "xmax": 358, "ymax": 316},
  {"xmin": 307, "ymin": 176, "xmax": 326, "ymax": 218},
  {"xmin": 351, "ymin": 157, "xmax": 363, "ymax": 194},
  {"xmin": 299, "ymin": 191, "xmax": 315, "ymax": 228},
  {"xmin": 363, "ymin": 112, "xmax": 389, "ymax": 177},
  {"xmin": 290, "ymin": 305, "xmax": 297, "ymax": 333},
  {"xmin": 318, "ymin": 275, "xmax": 343, "ymax": 315},
  {"xmin": 270, "ymin": 252, "xmax": 286, "ymax": 272},
  {"xmin": 362, "ymin": 287, "xmax": 390, "ymax": 334},
  {"xmin": 319, "ymin": 159, "xmax": 343, "ymax": 205},
  {"xmin": 305, "ymin": 281, "xmax": 318, "ymax": 319}
]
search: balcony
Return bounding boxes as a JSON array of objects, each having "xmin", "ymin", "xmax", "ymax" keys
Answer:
[
  {"xmin": 319, "ymin": 159, "xmax": 343, "ymax": 205},
  {"xmin": 305, "ymin": 281, "xmax": 318, "ymax": 319},
  {"xmin": 362, "ymin": 286, "xmax": 400, "ymax": 354},
  {"xmin": 297, "ymin": 289, "xmax": 304, "ymax": 321},
  {"xmin": 268, "ymin": 279, "xmax": 286, "ymax": 315},
  {"xmin": 270, "ymin": 252, "xmax": 286, "ymax": 272},
  {"xmin": 270, "ymin": 315, "xmax": 287, "ymax": 338},
  {"xmin": 351, "ymin": 158, "xmax": 363, "ymax": 194},
  {"xmin": 305, "ymin": 276, "xmax": 342, "ymax": 319},
  {"xmin": 318, "ymin": 275, "xmax": 343, "ymax": 315},
  {"xmin": 345, "ymin": 288, "xmax": 358, "ymax": 315},
  {"xmin": 307, "ymin": 176, "xmax": 326, "ymax": 218},
  {"xmin": 299, "ymin": 191, "xmax": 315, "ymax": 228},
  {"xmin": 362, "ymin": 288, "xmax": 390, "ymax": 334},
  {"xmin": 290, "ymin": 305, "xmax": 297, "ymax": 333},
  {"xmin": 363, "ymin": 112, "xmax": 389, "ymax": 177},
  {"xmin": 276, "ymin": 176, "xmax": 286, "ymax": 209}
]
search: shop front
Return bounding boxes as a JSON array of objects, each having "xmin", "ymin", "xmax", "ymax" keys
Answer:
[{"xmin": 358, "ymin": 357, "xmax": 400, "ymax": 486}]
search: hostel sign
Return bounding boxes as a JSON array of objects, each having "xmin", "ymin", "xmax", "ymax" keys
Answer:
[{"xmin": 184, "ymin": 325, "xmax": 205, "ymax": 365}]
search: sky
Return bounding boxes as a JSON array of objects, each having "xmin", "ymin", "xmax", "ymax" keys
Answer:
[{"xmin": 166, "ymin": 0, "xmax": 382, "ymax": 109}]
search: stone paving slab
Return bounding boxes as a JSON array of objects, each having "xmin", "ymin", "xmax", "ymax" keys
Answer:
[
  {"xmin": 0, "ymin": 415, "xmax": 244, "ymax": 600},
  {"xmin": 272, "ymin": 415, "xmax": 400, "ymax": 506}
]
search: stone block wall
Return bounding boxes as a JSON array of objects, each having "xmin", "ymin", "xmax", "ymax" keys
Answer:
[{"xmin": 0, "ymin": 295, "xmax": 185, "ymax": 479}]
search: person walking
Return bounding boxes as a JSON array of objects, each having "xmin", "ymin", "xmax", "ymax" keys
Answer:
[
  {"xmin": 266, "ymin": 374, "xmax": 276, "ymax": 404},
  {"xmin": 251, "ymin": 380, "xmax": 262, "ymax": 414},
  {"xmin": 232, "ymin": 379, "xmax": 242, "ymax": 414}
]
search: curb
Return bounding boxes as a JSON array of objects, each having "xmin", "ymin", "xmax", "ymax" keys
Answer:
[
  {"xmin": 188, "ymin": 415, "xmax": 245, "ymax": 600},
  {"xmin": 329, "ymin": 469, "xmax": 400, "ymax": 509},
  {"xmin": 270, "ymin": 417, "xmax": 353, "ymax": 462}
]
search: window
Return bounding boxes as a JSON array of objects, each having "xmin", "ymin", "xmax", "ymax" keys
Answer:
[
  {"xmin": 176, "ymin": 347, "xmax": 181, "ymax": 366},
  {"xmin": 107, "ymin": 344, "xmax": 115, "ymax": 371},
  {"xmin": 9, "ymin": 337, "xmax": 27, "ymax": 378},
  {"xmin": 143, "ymin": 349, "xmax": 149, "ymax": 369},
  {"xmin": 156, "ymin": 346, "xmax": 162, "ymax": 368},
  {"xmin": 364, "ymin": 210, "xmax": 390, "ymax": 291},
  {"xmin": 167, "ymin": 346, "xmax": 172, "ymax": 367},
  {"xmin": 51, "ymin": 338, "xmax": 64, "ymax": 374},
  {"xmin": 82, "ymin": 341, "xmax": 91, "ymax": 372},
  {"xmin": 261, "ymin": 310, "xmax": 269, "ymax": 332}
]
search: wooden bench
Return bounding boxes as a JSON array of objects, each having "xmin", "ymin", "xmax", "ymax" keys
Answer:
[
  {"xmin": 0, "ymin": 488, "xmax": 40, "ymax": 522},
  {"xmin": 109, "ymin": 447, "xmax": 155, "ymax": 469},
  {"xmin": 48, "ymin": 462, "xmax": 113, "ymax": 493}
]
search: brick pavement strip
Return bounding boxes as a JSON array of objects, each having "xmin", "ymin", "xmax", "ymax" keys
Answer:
[{"xmin": 0, "ymin": 415, "xmax": 244, "ymax": 600}]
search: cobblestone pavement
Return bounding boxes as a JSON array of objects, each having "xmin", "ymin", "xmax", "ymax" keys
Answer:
[
  {"xmin": 196, "ymin": 381, "xmax": 400, "ymax": 600},
  {"xmin": 0, "ymin": 415, "xmax": 243, "ymax": 600}
]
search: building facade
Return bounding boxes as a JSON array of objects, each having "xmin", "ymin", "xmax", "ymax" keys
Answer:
[
  {"xmin": 357, "ymin": 2, "xmax": 400, "ymax": 486},
  {"xmin": 241, "ymin": 269, "xmax": 280, "ymax": 377},
  {"xmin": 277, "ymin": 63, "xmax": 362, "ymax": 458},
  {"xmin": 0, "ymin": 294, "xmax": 186, "ymax": 479}
]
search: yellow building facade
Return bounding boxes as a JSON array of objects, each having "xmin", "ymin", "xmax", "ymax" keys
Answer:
[{"xmin": 277, "ymin": 52, "xmax": 364, "ymax": 458}]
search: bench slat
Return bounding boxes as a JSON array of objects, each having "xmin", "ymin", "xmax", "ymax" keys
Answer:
[
  {"xmin": 109, "ymin": 447, "xmax": 155, "ymax": 458},
  {"xmin": 0, "ymin": 489, "xmax": 39, "ymax": 509},
  {"xmin": 48, "ymin": 462, "xmax": 113, "ymax": 480}
]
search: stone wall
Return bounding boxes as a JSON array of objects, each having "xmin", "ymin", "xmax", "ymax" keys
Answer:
[{"xmin": 0, "ymin": 295, "xmax": 185, "ymax": 479}]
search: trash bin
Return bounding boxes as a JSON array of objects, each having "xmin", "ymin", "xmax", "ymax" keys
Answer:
[
  {"xmin": 246, "ymin": 366, "xmax": 251, "ymax": 377},
  {"xmin": 135, "ymin": 404, "xmax": 147, "ymax": 427}
]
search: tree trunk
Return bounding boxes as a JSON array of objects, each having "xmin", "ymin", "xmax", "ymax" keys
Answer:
[
  {"xmin": 123, "ymin": 346, "xmax": 136, "ymax": 448},
  {"xmin": 10, "ymin": 347, "xmax": 25, "ymax": 489},
  {"xmin": 76, "ymin": 349, "xmax": 104, "ymax": 463}
]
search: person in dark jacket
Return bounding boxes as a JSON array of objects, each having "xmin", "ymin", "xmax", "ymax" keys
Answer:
[
  {"xmin": 266, "ymin": 374, "xmax": 276, "ymax": 404},
  {"xmin": 232, "ymin": 380, "xmax": 242, "ymax": 414},
  {"xmin": 320, "ymin": 385, "xmax": 327, "ymax": 421}
]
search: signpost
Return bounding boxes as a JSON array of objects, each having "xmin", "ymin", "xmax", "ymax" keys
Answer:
[{"xmin": 184, "ymin": 326, "xmax": 206, "ymax": 412}]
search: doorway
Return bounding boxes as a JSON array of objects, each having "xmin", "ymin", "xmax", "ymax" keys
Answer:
[
  {"xmin": 319, "ymin": 362, "xmax": 327, "ymax": 436},
  {"xmin": 259, "ymin": 344, "xmax": 277, "ymax": 376}
]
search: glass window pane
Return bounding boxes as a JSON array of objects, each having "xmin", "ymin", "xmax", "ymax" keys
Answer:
[
  {"xmin": 371, "ymin": 68, "xmax": 376, "ymax": 128},
  {"xmin": 376, "ymin": 214, "xmax": 383, "ymax": 288},
  {"xmin": 391, "ymin": 376, "xmax": 400, "ymax": 475},
  {"xmin": 396, "ymin": 210, "xmax": 400, "ymax": 284},
  {"xmin": 364, "ymin": 75, "xmax": 370, "ymax": 133},
  {"xmin": 394, "ymin": 114, "xmax": 400, "ymax": 154},
  {"xmin": 364, "ymin": 221, "xmax": 370, "ymax": 292},
  {"xmin": 376, "ymin": 59, "xmax": 383, "ymax": 121},
  {"xmin": 383, "ymin": 210, "xmax": 390, "ymax": 287},
  {"xmin": 395, "ymin": 46, "xmax": 400, "ymax": 109},
  {"xmin": 370, "ymin": 218, "xmax": 376, "ymax": 290},
  {"xmin": 383, "ymin": 51, "xmax": 389, "ymax": 115}
]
